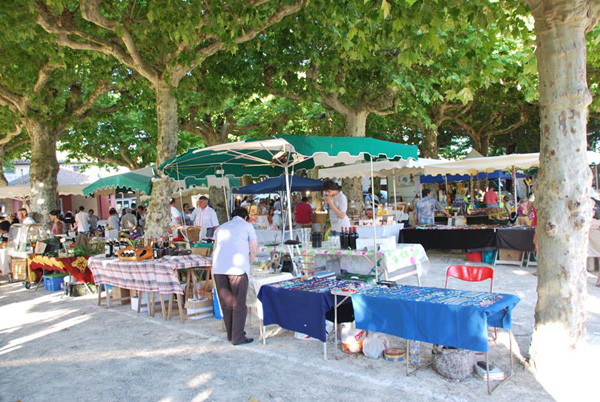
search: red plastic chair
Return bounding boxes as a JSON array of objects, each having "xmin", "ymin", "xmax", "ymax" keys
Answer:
[
  {"xmin": 445, "ymin": 265, "xmax": 494, "ymax": 291},
  {"xmin": 445, "ymin": 265, "xmax": 496, "ymax": 340}
]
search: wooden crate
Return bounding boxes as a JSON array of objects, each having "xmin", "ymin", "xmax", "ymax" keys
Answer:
[
  {"xmin": 11, "ymin": 258, "xmax": 27, "ymax": 281},
  {"xmin": 109, "ymin": 286, "xmax": 131, "ymax": 305}
]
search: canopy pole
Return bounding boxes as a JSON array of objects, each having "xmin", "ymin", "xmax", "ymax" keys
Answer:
[
  {"xmin": 498, "ymin": 177, "xmax": 501, "ymax": 207},
  {"xmin": 470, "ymin": 174, "xmax": 475, "ymax": 209},
  {"xmin": 220, "ymin": 166, "xmax": 230, "ymax": 220},
  {"xmin": 284, "ymin": 159, "xmax": 294, "ymax": 242},
  {"xmin": 370, "ymin": 160, "xmax": 383, "ymax": 280},
  {"xmin": 444, "ymin": 174, "xmax": 448, "ymax": 209},
  {"xmin": 512, "ymin": 166, "xmax": 517, "ymax": 213},
  {"xmin": 392, "ymin": 174, "xmax": 397, "ymax": 214}
]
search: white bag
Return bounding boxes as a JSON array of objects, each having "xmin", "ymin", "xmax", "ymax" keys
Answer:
[{"xmin": 362, "ymin": 331, "xmax": 389, "ymax": 359}]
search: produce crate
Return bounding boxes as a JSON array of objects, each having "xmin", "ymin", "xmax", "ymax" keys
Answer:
[
  {"xmin": 466, "ymin": 252, "xmax": 483, "ymax": 263},
  {"xmin": 43, "ymin": 273, "xmax": 68, "ymax": 291},
  {"xmin": 11, "ymin": 258, "xmax": 27, "ymax": 281}
]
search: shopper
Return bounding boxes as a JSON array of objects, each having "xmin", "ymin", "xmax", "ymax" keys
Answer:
[
  {"xmin": 74, "ymin": 206, "xmax": 90, "ymax": 234},
  {"xmin": 120, "ymin": 208, "xmax": 138, "ymax": 231},
  {"xmin": 193, "ymin": 196, "xmax": 219, "ymax": 238},
  {"xmin": 212, "ymin": 208, "xmax": 257, "ymax": 345},
  {"xmin": 169, "ymin": 199, "xmax": 183, "ymax": 226},
  {"xmin": 107, "ymin": 208, "xmax": 120, "ymax": 230},
  {"xmin": 323, "ymin": 180, "xmax": 350, "ymax": 235},
  {"xmin": 483, "ymin": 186, "xmax": 499, "ymax": 208},
  {"xmin": 88, "ymin": 209, "xmax": 99, "ymax": 232},
  {"xmin": 49, "ymin": 210, "xmax": 65, "ymax": 235},
  {"xmin": 294, "ymin": 196, "xmax": 313, "ymax": 227},
  {"xmin": 414, "ymin": 189, "xmax": 451, "ymax": 225}
]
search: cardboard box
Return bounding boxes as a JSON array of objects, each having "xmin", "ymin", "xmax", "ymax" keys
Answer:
[
  {"xmin": 186, "ymin": 298, "xmax": 213, "ymax": 320},
  {"xmin": 498, "ymin": 249, "xmax": 523, "ymax": 261}
]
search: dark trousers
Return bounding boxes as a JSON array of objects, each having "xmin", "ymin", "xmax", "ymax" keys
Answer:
[{"xmin": 214, "ymin": 273, "xmax": 249, "ymax": 344}]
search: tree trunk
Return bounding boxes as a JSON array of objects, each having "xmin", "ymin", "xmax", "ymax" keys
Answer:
[
  {"xmin": 208, "ymin": 185, "xmax": 228, "ymax": 224},
  {"xmin": 342, "ymin": 177, "xmax": 363, "ymax": 221},
  {"xmin": 473, "ymin": 135, "xmax": 489, "ymax": 156},
  {"xmin": 345, "ymin": 109, "xmax": 369, "ymax": 137},
  {"xmin": 27, "ymin": 121, "xmax": 59, "ymax": 227},
  {"xmin": 0, "ymin": 148, "xmax": 8, "ymax": 186},
  {"xmin": 527, "ymin": 0, "xmax": 597, "ymax": 379},
  {"xmin": 421, "ymin": 127, "xmax": 439, "ymax": 159},
  {"xmin": 145, "ymin": 83, "xmax": 179, "ymax": 238}
]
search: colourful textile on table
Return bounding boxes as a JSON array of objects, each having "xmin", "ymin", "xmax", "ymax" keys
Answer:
[
  {"xmin": 351, "ymin": 285, "xmax": 520, "ymax": 352},
  {"xmin": 88, "ymin": 254, "xmax": 211, "ymax": 294},
  {"xmin": 28, "ymin": 255, "xmax": 94, "ymax": 283},
  {"xmin": 258, "ymin": 278, "xmax": 356, "ymax": 342},
  {"xmin": 301, "ymin": 244, "xmax": 429, "ymax": 277}
]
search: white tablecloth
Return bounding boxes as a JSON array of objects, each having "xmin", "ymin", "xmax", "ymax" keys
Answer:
[
  {"xmin": 247, "ymin": 271, "xmax": 294, "ymax": 319},
  {"xmin": 355, "ymin": 223, "xmax": 404, "ymax": 242},
  {"xmin": 0, "ymin": 249, "xmax": 10, "ymax": 275},
  {"xmin": 305, "ymin": 243, "xmax": 429, "ymax": 281}
]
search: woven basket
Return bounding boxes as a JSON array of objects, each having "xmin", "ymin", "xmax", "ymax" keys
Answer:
[{"xmin": 184, "ymin": 226, "xmax": 201, "ymax": 242}]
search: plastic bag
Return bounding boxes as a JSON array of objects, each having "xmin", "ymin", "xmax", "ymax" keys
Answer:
[
  {"xmin": 340, "ymin": 322, "xmax": 366, "ymax": 354},
  {"xmin": 362, "ymin": 331, "xmax": 389, "ymax": 359}
]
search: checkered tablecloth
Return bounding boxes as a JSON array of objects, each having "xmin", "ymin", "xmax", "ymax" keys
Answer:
[{"xmin": 88, "ymin": 254, "xmax": 212, "ymax": 294}]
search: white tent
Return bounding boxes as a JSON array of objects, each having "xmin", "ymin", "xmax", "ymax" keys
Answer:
[
  {"xmin": 317, "ymin": 158, "xmax": 443, "ymax": 179},
  {"xmin": 422, "ymin": 151, "xmax": 600, "ymax": 176}
]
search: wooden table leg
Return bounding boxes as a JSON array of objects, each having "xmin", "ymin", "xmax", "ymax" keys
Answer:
[
  {"xmin": 106, "ymin": 286, "xmax": 111, "ymax": 309},
  {"xmin": 150, "ymin": 292, "xmax": 155, "ymax": 317},
  {"xmin": 136, "ymin": 290, "xmax": 142, "ymax": 314},
  {"xmin": 177, "ymin": 293, "xmax": 185, "ymax": 324},
  {"xmin": 167, "ymin": 293, "xmax": 173, "ymax": 320},
  {"xmin": 97, "ymin": 284, "xmax": 102, "ymax": 306},
  {"xmin": 160, "ymin": 294, "xmax": 166, "ymax": 320}
]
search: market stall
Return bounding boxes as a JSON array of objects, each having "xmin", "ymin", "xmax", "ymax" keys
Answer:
[
  {"xmin": 27, "ymin": 254, "xmax": 94, "ymax": 284},
  {"xmin": 400, "ymin": 226, "xmax": 497, "ymax": 250},
  {"xmin": 88, "ymin": 254, "xmax": 211, "ymax": 321}
]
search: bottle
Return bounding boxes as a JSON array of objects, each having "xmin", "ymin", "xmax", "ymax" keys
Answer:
[
  {"xmin": 152, "ymin": 240, "xmax": 159, "ymax": 259},
  {"xmin": 105, "ymin": 241, "xmax": 113, "ymax": 258},
  {"xmin": 409, "ymin": 340, "xmax": 421, "ymax": 365},
  {"xmin": 339, "ymin": 228, "xmax": 347, "ymax": 250},
  {"xmin": 349, "ymin": 227, "xmax": 358, "ymax": 250}
]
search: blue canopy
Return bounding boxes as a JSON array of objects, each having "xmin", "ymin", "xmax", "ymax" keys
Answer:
[
  {"xmin": 232, "ymin": 174, "xmax": 324, "ymax": 194},
  {"xmin": 420, "ymin": 170, "xmax": 527, "ymax": 183}
]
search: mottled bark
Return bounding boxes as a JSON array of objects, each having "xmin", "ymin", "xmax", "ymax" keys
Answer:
[
  {"xmin": 0, "ymin": 148, "xmax": 7, "ymax": 186},
  {"xmin": 145, "ymin": 83, "xmax": 179, "ymax": 237},
  {"xmin": 473, "ymin": 135, "xmax": 490, "ymax": 156},
  {"xmin": 421, "ymin": 127, "xmax": 439, "ymax": 159},
  {"xmin": 241, "ymin": 175, "xmax": 254, "ymax": 187},
  {"xmin": 345, "ymin": 109, "xmax": 369, "ymax": 138},
  {"xmin": 27, "ymin": 120, "xmax": 59, "ymax": 227},
  {"xmin": 208, "ymin": 185, "xmax": 228, "ymax": 223},
  {"xmin": 342, "ymin": 176, "xmax": 363, "ymax": 220},
  {"xmin": 527, "ymin": 0, "xmax": 599, "ymax": 370}
]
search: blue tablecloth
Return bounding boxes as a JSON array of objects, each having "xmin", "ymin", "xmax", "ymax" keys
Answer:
[
  {"xmin": 352, "ymin": 285, "xmax": 520, "ymax": 352},
  {"xmin": 258, "ymin": 278, "xmax": 355, "ymax": 342}
]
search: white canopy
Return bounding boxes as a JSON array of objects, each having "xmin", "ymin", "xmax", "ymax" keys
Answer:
[
  {"xmin": 422, "ymin": 151, "xmax": 600, "ymax": 176},
  {"xmin": 318, "ymin": 158, "xmax": 443, "ymax": 179}
]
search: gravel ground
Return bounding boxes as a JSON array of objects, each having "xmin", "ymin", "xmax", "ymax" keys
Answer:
[{"xmin": 1, "ymin": 251, "xmax": 598, "ymax": 402}]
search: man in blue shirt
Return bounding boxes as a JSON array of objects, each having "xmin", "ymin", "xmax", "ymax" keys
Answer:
[{"xmin": 415, "ymin": 189, "xmax": 451, "ymax": 225}]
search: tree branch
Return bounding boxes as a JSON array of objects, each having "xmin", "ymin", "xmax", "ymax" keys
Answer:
[
  {"xmin": 33, "ymin": 61, "xmax": 63, "ymax": 95},
  {"xmin": 172, "ymin": 0, "xmax": 306, "ymax": 83},
  {"xmin": 36, "ymin": 1, "xmax": 158, "ymax": 82},
  {"xmin": 0, "ymin": 124, "xmax": 23, "ymax": 146},
  {"xmin": 71, "ymin": 80, "xmax": 114, "ymax": 119},
  {"xmin": 6, "ymin": 138, "xmax": 30, "ymax": 151},
  {"xmin": 488, "ymin": 109, "xmax": 529, "ymax": 138},
  {"xmin": 0, "ymin": 85, "xmax": 25, "ymax": 113}
]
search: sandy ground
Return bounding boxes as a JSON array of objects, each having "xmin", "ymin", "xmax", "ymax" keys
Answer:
[{"xmin": 1, "ymin": 251, "xmax": 599, "ymax": 402}]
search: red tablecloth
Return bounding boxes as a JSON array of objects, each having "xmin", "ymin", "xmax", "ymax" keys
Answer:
[{"xmin": 28, "ymin": 255, "xmax": 94, "ymax": 283}]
